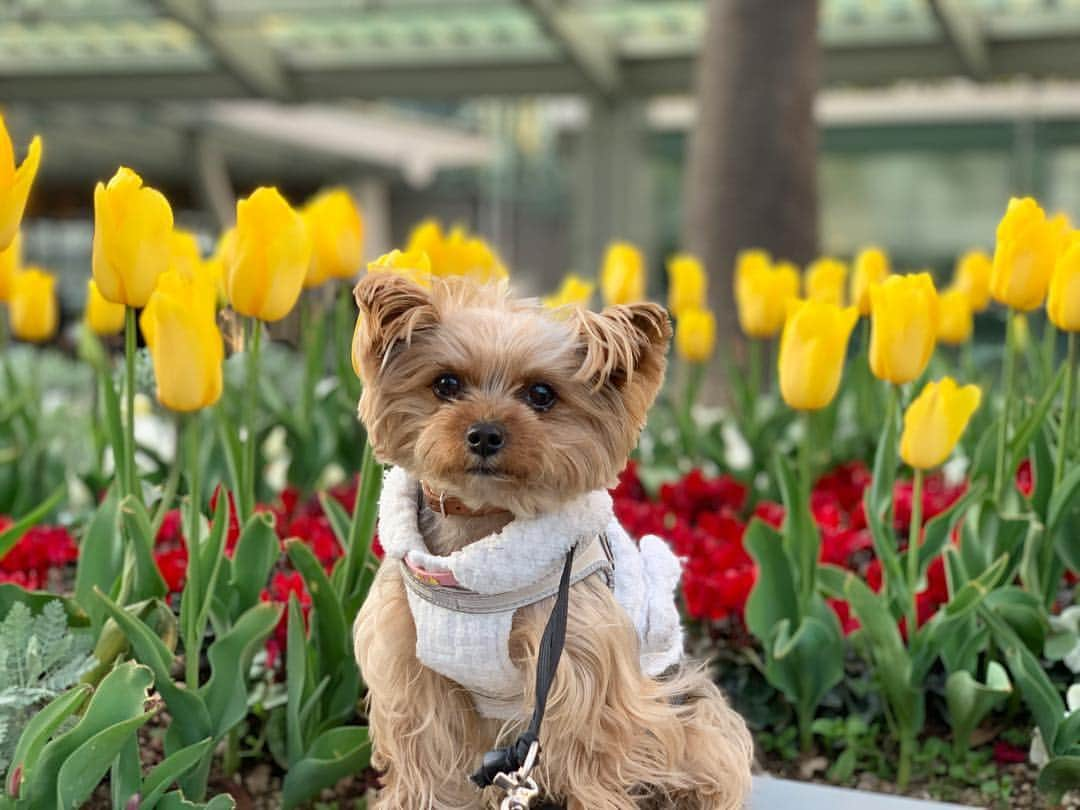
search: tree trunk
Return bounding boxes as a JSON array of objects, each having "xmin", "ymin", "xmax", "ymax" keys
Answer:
[{"xmin": 683, "ymin": 0, "xmax": 820, "ymax": 395}]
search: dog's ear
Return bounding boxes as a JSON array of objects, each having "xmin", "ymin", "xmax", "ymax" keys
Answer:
[
  {"xmin": 574, "ymin": 303, "xmax": 672, "ymax": 401},
  {"xmin": 352, "ymin": 273, "xmax": 439, "ymax": 379}
]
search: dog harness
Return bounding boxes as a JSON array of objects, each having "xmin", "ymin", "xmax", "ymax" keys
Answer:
[{"xmin": 377, "ymin": 466, "xmax": 686, "ymax": 719}]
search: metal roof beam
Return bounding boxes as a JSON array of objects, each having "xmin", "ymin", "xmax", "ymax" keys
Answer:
[
  {"xmin": 156, "ymin": 0, "xmax": 292, "ymax": 101},
  {"xmin": 520, "ymin": 0, "xmax": 620, "ymax": 96},
  {"xmin": 929, "ymin": 0, "xmax": 990, "ymax": 80}
]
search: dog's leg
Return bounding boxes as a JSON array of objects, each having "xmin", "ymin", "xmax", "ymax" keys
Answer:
[
  {"xmin": 508, "ymin": 577, "xmax": 753, "ymax": 810},
  {"xmin": 355, "ymin": 562, "xmax": 490, "ymax": 810}
]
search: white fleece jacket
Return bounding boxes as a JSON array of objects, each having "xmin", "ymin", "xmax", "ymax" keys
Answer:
[{"xmin": 377, "ymin": 466, "xmax": 685, "ymax": 719}]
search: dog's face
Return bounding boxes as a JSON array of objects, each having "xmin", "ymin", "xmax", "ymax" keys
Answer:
[{"xmin": 352, "ymin": 273, "xmax": 671, "ymax": 515}]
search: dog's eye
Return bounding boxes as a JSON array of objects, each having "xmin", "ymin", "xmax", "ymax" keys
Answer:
[
  {"xmin": 524, "ymin": 382, "xmax": 557, "ymax": 412},
  {"xmin": 432, "ymin": 373, "xmax": 463, "ymax": 401}
]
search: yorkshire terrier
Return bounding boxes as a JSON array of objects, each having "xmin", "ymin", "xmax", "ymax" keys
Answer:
[{"xmin": 352, "ymin": 272, "xmax": 752, "ymax": 809}]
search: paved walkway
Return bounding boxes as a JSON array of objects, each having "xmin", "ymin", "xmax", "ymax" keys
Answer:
[{"xmin": 751, "ymin": 776, "xmax": 975, "ymax": 809}]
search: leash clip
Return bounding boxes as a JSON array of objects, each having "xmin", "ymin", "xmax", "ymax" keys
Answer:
[{"xmin": 493, "ymin": 740, "xmax": 540, "ymax": 810}]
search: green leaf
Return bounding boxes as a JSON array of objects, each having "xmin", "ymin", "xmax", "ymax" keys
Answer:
[
  {"xmin": 227, "ymin": 511, "xmax": 281, "ymax": 620},
  {"xmin": 744, "ymin": 520, "xmax": 799, "ymax": 639},
  {"xmin": 864, "ymin": 407, "xmax": 908, "ymax": 611},
  {"xmin": 201, "ymin": 602, "xmax": 282, "ymax": 740},
  {"xmin": 763, "ymin": 613, "xmax": 844, "ymax": 730},
  {"xmin": 774, "ymin": 456, "xmax": 819, "ymax": 613},
  {"xmin": 0, "ymin": 486, "xmax": 65, "ymax": 562},
  {"xmin": 285, "ymin": 595, "xmax": 308, "ymax": 767},
  {"xmin": 984, "ymin": 587, "xmax": 1048, "ymax": 654},
  {"xmin": 281, "ymin": 726, "xmax": 371, "ymax": 810},
  {"xmin": 1007, "ymin": 364, "xmax": 1066, "ymax": 481},
  {"xmin": 917, "ymin": 483, "xmax": 984, "ymax": 573},
  {"xmin": 318, "ymin": 492, "xmax": 351, "ymax": 557},
  {"xmin": 1048, "ymin": 462, "xmax": 1080, "ymax": 535},
  {"xmin": 111, "ymin": 733, "xmax": 142, "ymax": 810},
  {"xmin": 180, "ymin": 492, "xmax": 228, "ymax": 684},
  {"xmin": 285, "ymin": 540, "xmax": 360, "ymax": 726},
  {"xmin": 139, "ymin": 738, "xmax": 215, "ymax": 810},
  {"xmin": 56, "ymin": 711, "xmax": 154, "ymax": 809},
  {"xmin": 157, "ymin": 791, "xmax": 236, "ymax": 810},
  {"xmin": 26, "ymin": 662, "xmax": 153, "ymax": 804},
  {"xmin": 8, "ymin": 684, "xmax": 92, "ymax": 791},
  {"xmin": 93, "ymin": 589, "xmax": 213, "ymax": 749},
  {"xmin": 1037, "ymin": 755, "xmax": 1080, "ymax": 797},
  {"xmin": 74, "ymin": 488, "xmax": 122, "ymax": 632},
  {"xmin": 844, "ymin": 573, "xmax": 922, "ymax": 736},
  {"xmin": 97, "ymin": 360, "xmax": 129, "ymax": 496},
  {"xmin": 945, "ymin": 662, "xmax": 1011, "ymax": 753},
  {"xmin": 119, "ymin": 495, "xmax": 168, "ymax": 601}
]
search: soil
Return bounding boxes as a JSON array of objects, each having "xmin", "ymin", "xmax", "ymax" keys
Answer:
[{"xmin": 758, "ymin": 747, "xmax": 1080, "ymax": 809}]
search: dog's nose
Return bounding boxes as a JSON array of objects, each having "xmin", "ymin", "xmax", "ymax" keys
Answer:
[{"xmin": 466, "ymin": 422, "xmax": 505, "ymax": 458}]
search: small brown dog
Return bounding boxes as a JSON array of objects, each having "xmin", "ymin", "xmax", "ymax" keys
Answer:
[{"xmin": 352, "ymin": 272, "xmax": 752, "ymax": 809}]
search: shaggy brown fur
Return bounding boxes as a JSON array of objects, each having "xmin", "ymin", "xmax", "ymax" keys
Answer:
[{"xmin": 352, "ymin": 273, "xmax": 753, "ymax": 809}]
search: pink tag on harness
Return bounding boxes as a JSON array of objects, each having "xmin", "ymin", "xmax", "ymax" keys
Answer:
[{"xmin": 404, "ymin": 556, "xmax": 461, "ymax": 588}]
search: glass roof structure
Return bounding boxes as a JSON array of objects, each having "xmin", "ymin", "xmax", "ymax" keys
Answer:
[{"xmin": 2, "ymin": 0, "xmax": 1080, "ymax": 101}]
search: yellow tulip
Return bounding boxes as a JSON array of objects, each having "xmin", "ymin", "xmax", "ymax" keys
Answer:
[
  {"xmin": 937, "ymin": 288, "xmax": 973, "ymax": 346},
  {"xmin": 1048, "ymin": 237, "xmax": 1080, "ymax": 332},
  {"xmin": 225, "ymin": 187, "xmax": 311, "ymax": 322},
  {"xmin": 850, "ymin": 247, "xmax": 890, "ymax": 315},
  {"xmin": 303, "ymin": 188, "xmax": 364, "ymax": 288},
  {"xmin": 734, "ymin": 250, "xmax": 799, "ymax": 338},
  {"xmin": 675, "ymin": 307, "xmax": 717, "ymax": 363},
  {"xmin": 405, "ymin": 219, "xmax": 507, "ymax": 284},
  {"xmin": 952, "ymin": 249, "xmax": 992, "ymax": 312},
  {"xmin": 202, "ymin": 228, "xmax": 233, "ymax": 304},
  {"xmin": 367, "ymin": 248, "xmax": 433, "ymax": 288},
  {"xmin": 169, "ymin": 229, "xmax": 202, "ymax": 278},
  {"xmin": 140, "ymin": 267, "xmax": 217, "ymax": 348},
  {"xmin": 666, "ymin": 253, "xmax": 707, "ymax": 317},
  {"xmin": 91, "ymin": 167, "xmax": 174, "ymax": 308},
  {"xmin": 600, "ymin": 241, "xmax": 645, "ymax": 305},
  {"xmin": 778, "ymin": 299, "xmax": 859, "ymax": 411},
  {"xmin": 0, "ymin": 116, "xmax": 42, "ymax": 252},
  {"xmin": 805, "ymin": 257, "xmax": 847, "ymax": 307},
  {"xmin": 900, "ymin": 377, "xmax": 981, "ymax": 469},
  {"xmin": 9, "ymin": 268, "xmax": 57, "ymax": 343},
  {"xmin": 143, "ymin": 275, "xmax": 223, "ymax": 412},
  {"xmin": 869, "ymin": 273, "xmax": 939, "ymax": 384},
  {"xmin": 990, "ymin": 198, "xmax": 1064, "ymax": 311},
  {"xmin": 543, "ymin": 274, "xmax": 595, "ymax": 309},
  {"xmin": 84, "ymin": 278, "xmax": 125, "ymax": 336},
  {"xmin": 0, "ymin": 231, "xmax": 20, "ymax": 302}
]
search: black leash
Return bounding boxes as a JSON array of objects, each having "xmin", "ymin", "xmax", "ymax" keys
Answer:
[{"xmin": 470, "ymin": 546, "xmax": 576, "ymax": 791}]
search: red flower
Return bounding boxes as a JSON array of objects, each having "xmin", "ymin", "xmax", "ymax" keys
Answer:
[
  {"xmin": 828, "ymin": 598, "xmax": 859, "ymax": 635},
  {"xmin": 752, "ymin": 501, "xmax": 785, "ymax": 529},
  {"xmin": 155, "ymin": 547, "xmax": 188, "ymax": 593},
  {"xmin": 659, "ymin": 469, "xmax": 746, "ymax": 523},
  {"xmin": 261, "ymin": 571, "xmax": 312, "ymax": 669},
  {"xmin": 611, "ymin": 461, "xmax": 647, "ymax": 503},
  {"xmin": 156, "ymin": 509, "xmax": 184, "ymax": 549},
  {"xmin": 993, "ymin": 741, "xmax": 1028, "ymax": 765},
  {"xmin": 284, "ymin": 514, "xmax": 341, "ymax": 571},
  {"xmin": 1016, "ymin": 459, "xmax": 1034, "ymax": 498}
]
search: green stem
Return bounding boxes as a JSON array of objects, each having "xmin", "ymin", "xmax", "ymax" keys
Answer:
[
  {"xmin": 124, "ymin": 306, "xmax": 138, "ymax": 500},
  {"xmin": 1055, "ymin": 331, "xmax": 1077, "ymax": 489},
  {"xmin": 797, "ymin": 704, "xmax": 814, "ymax": 754},
  {"xmin": 183, "ymin": 416, "xmax": 205, "ymax": 691},
  {"xmin": 301, "ymin": 296, "xmax": 323, "ymax": 432},
  {"xmin": 906, "ymin": 467, "xmax": 924, "ymax": 635},
  {"xmin": 678, "ymin": 361, "xmax": 704, "ymax": 458},
  {"xmin": 240, "ymin": 318, "xmax": 263, "ymax": 522},
  {"xmin": 799, "ymin": 410, "xmax": 814, "ymax": 501},
  {"xmin": 897, "ymin": 732, "xmax": 914, "ymax": 790},
  {"xmin": 994, "ymin": 311, "xmax": 1017, "ymax": 499},
  {"xmin": 223, "ymin": 726, "xmax": 241, "ymax": 777},
  {"xmin": 747, "ymin": 338, "xmax": 762, "ymax": 409}
]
